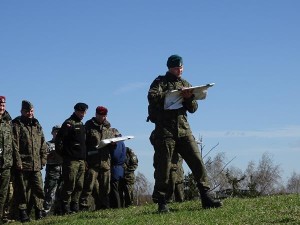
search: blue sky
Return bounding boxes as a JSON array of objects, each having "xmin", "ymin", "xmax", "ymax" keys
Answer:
[{"xmin": 1, "ymin": 1, "xmax": 300, "ymax": 185}]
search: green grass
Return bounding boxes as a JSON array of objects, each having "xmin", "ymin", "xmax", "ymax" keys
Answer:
[{"xmin": 10, "ymin": 194, "xmax": 300, "ymax": 225}]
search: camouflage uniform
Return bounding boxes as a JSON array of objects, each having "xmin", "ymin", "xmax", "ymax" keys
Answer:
[
  {"xmin": 55, "ymin": 112, "xmax": 87, "ymax": 214},
  {"xmin": 148, "ymin": 70, "xmax": 221, "ymax": 211},
  {"xmin": 12, "ymin": 115, "xmax": 47, "ymax": 219},
  {"xmin": 166, "ymin": 154, "xmax": 184, "ymax": 203},
  {"xmin": 0, "ymin": 110, "xmax": 13, "ymax": 222},
  {"xmin": 80, "ymin": 118, "xmax": 113, "ymax": 210},
  {"xmin": 43, "ymin": 127, "xmax": 63, "ymax": 215},
  {"xmin": 120, "ymin": 147, "xmax": 138, "ymax": 207}
]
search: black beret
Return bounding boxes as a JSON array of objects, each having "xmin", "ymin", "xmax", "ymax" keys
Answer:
[
  {"xmin": 167, "ymin": 54, "xmax": 183, "ymax": 68},
  {"xmin": 22, "ymin": 100, "xmax": 33, "ymax": 111},
  {"xmin": 74, "ymin": 102, "xmax": 88, "ymax": 111}
]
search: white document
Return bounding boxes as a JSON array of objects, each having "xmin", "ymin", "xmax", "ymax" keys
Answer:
[
  {"xmin": 96, "ymin": 135, "xmax": 134, "ymax": 149},
  {"xmin": 164, "ymin": 83, "xmax": 214, "ymax": 110}
]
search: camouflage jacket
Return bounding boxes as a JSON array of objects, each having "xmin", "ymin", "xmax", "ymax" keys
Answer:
[
  {"xmin": 124, "ymin": 147, "xmax": 138, "ymax": 183},
  {"xmin": 147, "ymin": 72, "xmax": 198, "ymax": 138},
  {"xmin": 0, "ymin": 110, "xmax": 14, "ymax": 169},
  {"xmin": 55, "ymin": 113, "xmax": 86, "ymax": 161},
  {"xmin": 85, "ymin": 118, "xmax": 113, "ymax": 170},
  {"xmin": 12, "ymin": 116, "xmax": 47, "ymax": 171},
  {"xmin": 46, "ymin": 140, "xmax": 63, "ymax": 165}
]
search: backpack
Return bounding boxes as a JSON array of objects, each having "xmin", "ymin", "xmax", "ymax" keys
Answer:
[{"xmin": 146, "ymin": 75, "xmax": 168, "ymax": 123}]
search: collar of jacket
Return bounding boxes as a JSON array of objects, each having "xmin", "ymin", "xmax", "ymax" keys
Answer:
[
  {"xmin": 0, "ymin": 110, "xmax": 12, "ymax": 122},
  {"xmin": 71, "ymin": 113, "xmax": 82, "ymax": 122},
  {"xmin": 20, "ymin": 115, "xmax": 38, "ymax": 126},
  {"xmin": 165, "ymin": 72, "xmax": 182, "ymax": 82}
]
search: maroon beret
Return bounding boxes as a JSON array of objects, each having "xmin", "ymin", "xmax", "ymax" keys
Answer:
[
  {"xmin": 96, "ymin": 106, "xmax": 108, "ymax": 115},
  {"xmin": 0, "ymin": 96, "xmax": 6, "ymax": 103}
]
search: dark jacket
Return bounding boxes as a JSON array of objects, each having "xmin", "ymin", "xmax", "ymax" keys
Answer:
[
  {"xmin": 12, "ymin": 115, "xmax": 47, "ymax": 171},
  {"xmin": 0, "ymin": 110, "xmax": 14, "ymax": 169},
  {"xmin": 147, "ymin": 72, "xmax": 198, "ymax": 138},
  {"xmin": 55, "ymin": 113, "xmax": 86, "ymax": 161},
  {"xmin": 110, "ymin": 141, "xmax": 126, "ymax": 181}
]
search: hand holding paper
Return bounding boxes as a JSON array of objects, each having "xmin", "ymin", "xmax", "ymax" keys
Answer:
[{"xmin": 164, "ymin": 83, "xmax": 214, "ymax": 110}]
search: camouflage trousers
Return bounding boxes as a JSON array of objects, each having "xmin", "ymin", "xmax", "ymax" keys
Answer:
[
  {"xmin": 152, "ymin": 135, "xmax": 209, "ymax": 203},
  {"xmin": 80, "ymin": 166, "xmax": 110, "ymax": 210},
  {"xmin": 119, "ymin": 174, "xmax": 135, "ymax": 207},
  {"xmin": 0, "ymin": 168, "xmax": 10, "ymax": 219},
  {"xmin": 61, "ymin": 160, "xmax": 85, "ymax": 205},
  {"xmin": 14, "ymin": 170, "xmax": 44, "ymax": 210},
  {"xmin": 43, "ymin": 164, "xmax": 62, "ymax": 211}
]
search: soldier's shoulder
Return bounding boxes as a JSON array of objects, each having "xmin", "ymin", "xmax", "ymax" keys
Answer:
[{"xmin": 12, "ymin": 116, "xmax": 21, "ymax": 125}]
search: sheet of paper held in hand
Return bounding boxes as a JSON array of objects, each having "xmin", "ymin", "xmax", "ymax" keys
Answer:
[
  {"xmin": 97, "ymin": 136, "xmax": 134, "ymax": 148},
  {"xmin": 88, "ymin": 136, "xmax": 135, "ymax": 156},
  {"xmin": 164, "ymin": 83, "xmax": 215, "ymax": 110}
]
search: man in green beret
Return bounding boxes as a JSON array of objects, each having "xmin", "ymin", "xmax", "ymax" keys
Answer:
[
  {"xmin": 55, "ymin": 102, "xmax": 88, "ymax": 214},
  {"xmin": 147, "ymin": 55, "xmax": 222, "ymax": 213},
  {"xmin": 12, "ymin": 100, "xmax": 47, "ymax": 222}
]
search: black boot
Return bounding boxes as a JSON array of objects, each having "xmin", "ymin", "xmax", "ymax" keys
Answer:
[
  {"xmin": 70, "ymin": 201, "xmax": 79, "ymax": 213},
  {"xmin": 61, "ymin": 201, "xmax": 70, "ymax": 215},
  {"xmin": 199, "ymin": 187, "xmax": 222, "ymax": 209},
  {"xmin": 19, "ymin": 209, "xmax": 30, "ymax": 223},
  {"xmin": 157, "ymin": 197, "xmax": 169, "ymax": 213},
  {"xmin": 35, "ymin": 209, "xmax": 44, "ymax": 220}
]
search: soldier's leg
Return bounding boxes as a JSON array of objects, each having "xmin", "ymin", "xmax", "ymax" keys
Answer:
[
  {"xmin": 43, "ymin": 165, "xmax": 60, "ymax": 212},
  {"xmin": 30, "ymin": 171, "xmax": 45, "ymax": 220},
  {"xmin": 14, "ymin": 171, "xmax": 30, "ymax": 222},
  {"xmin": 60, "ymin": 160, "xmax": 78, "ymax": 214},
  {"xmin": 98, "ymin": 169, "xmax": 111, "ymax": 209},
  {"xmin": 80, "ymin": 167, "xmax": 97, "ymax": 210},
  {"xmin": 177, "ymin": 136, "xmax": 222, "ymax": 209},
  {"xmin": 0, "ymin": 169, "xmax": 10, "ymax": 222},
  {"xmin": 70, "ymin": 160, "xmax": 85, "ymax": 213},
  {"xmin": 152, "ymin": 137, "xmax": 175, "ymax": 213}
]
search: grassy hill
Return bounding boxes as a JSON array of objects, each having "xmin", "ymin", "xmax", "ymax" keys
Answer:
[{"xmin": 10, "ymin": 194, "xmax": 300, "ymax": 225}]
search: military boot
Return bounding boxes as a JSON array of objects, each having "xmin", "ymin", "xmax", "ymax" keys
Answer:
[
  {"xmin": 157, "ymin": 197, "xmax": 169, "ymax": 213},
  {"xmin": 70, "ymin": 201, "xmax": 79, "ymax": 213},
  {"xmin": 198, "ymin": 186, "xmax": 222, "ymax": 209},
  {"xmin": 61, "ymin": 201, "xmax": 70, "ymax": 215},
  {"xmin": 19, "ymin": 209, "xmax": 30, "ymax": 223},
  {"xmin": 35, "ymin": 209, "xmax": 44, "ymax": 220}
]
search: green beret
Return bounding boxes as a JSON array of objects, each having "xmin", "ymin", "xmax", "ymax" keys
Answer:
[
  {"xmin": 74, "ymin": 102, "xmax": 88, "ymax": 111},
  {"xmin": 167, "ymin": 55, "xmax": 183, "ymax": 68},
  {"xmin": 22, "ymin": 100, "xmax": 33, "ymax": 111}
]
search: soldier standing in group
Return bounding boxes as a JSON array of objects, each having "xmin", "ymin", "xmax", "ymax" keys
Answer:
[
  {"xmin": 119, "ymin": 147, "xmax": 138, "ymax": 207},
  {"xmin": 109, "ymin": 128, "xmax": 126, "ymax": 209},
  {"xmin": 0, "ymin": 96, "xmax": 14, "ymax": 224},
  {"xmin": 43, "ymin": 125, "xmax": 63, "ymax": 216},
  {"xmin": 147, "ymin": 55, "xmax": 222, "ymax": 213},
  {"xmin": 55, "ymin": 103, "xmax": 88, "ymax": 214},
  {"xmin": 80, "ymin": 106, "xmax": 113, "ymax": 210},
  {"xmin": 12, "ymin": 100, "xmax": 47, "ymax": 222}
]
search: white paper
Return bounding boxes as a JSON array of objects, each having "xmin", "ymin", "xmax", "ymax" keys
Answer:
[
  {"xmin": 96, "ymin": 135, "xmax": 134, "ymax": 149},
  {"xmin": 164, "ymin": 83, "xmax": 214, "ymax": 110}
]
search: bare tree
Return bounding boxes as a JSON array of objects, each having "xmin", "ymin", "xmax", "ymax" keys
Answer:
[
  {"xmin": 286, "ymin": 171, "xmax": 300, "ymax": 193},
  {"xmin": 134, "ymin": 172, "xmax": 152, "ymax": 205},
  {"xmin": 246, "ymin": 152, "xmax": 282, "ymax": 195}
]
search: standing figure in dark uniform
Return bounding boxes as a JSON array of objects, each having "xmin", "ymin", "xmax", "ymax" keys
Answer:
[{"xmin": 55, "ymin": 102, "xmax": 88, "ymax": 214}]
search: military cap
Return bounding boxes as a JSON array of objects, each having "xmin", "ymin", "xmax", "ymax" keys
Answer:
[
  {"xmin": 52, "ymin": 125, "xmax": 61, "ymax": 132},
  {"xmin": 74, "ymin": 102, "xmax": 88, "ymax": 111},
  {"xmin": 167, "ymin": 54, "xmax": 183, "ymax": 68},
  {"xmin": 22, "ymin": 100, "xmax": 33, "ymax": 111},
  {"xmin": 96, "ymin": 106, "xmax": 108, "ymax": 115},
  {"xmin": 0, "ymin": 96, "xmax": 6, "ymax": 103}
]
